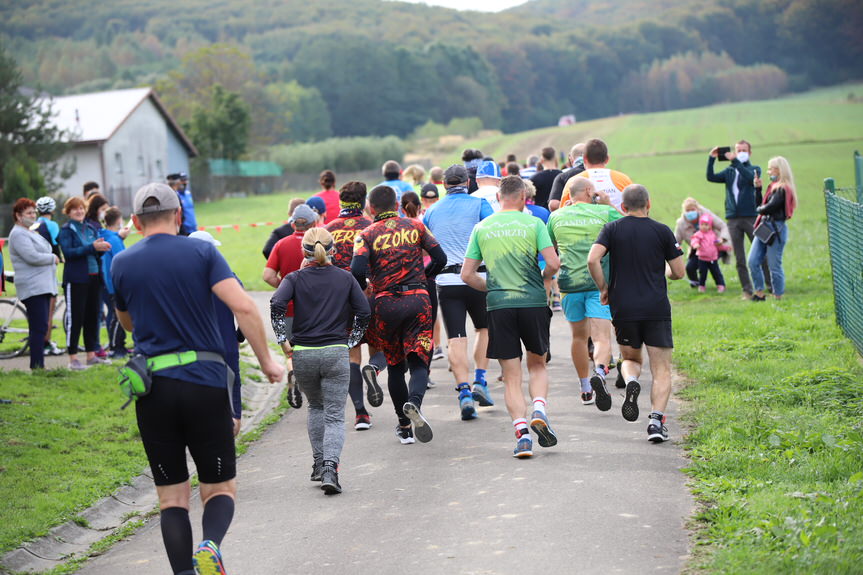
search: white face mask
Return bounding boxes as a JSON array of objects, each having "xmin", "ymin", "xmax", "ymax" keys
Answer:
[{"xmin": 736, "ymin": 151, "xmax": 750, "ymax": 163}]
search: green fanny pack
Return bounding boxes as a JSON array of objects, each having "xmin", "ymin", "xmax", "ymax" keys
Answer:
[{"xmin": 118, "ymin": 351, "xmax": 231, "ymax": 409}]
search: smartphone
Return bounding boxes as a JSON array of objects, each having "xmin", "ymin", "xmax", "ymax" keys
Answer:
[{"xmin": 716, "ymin": 146, "xmax": 731, "ymax": 161}]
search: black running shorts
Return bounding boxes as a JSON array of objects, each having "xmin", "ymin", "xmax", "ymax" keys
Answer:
[
  {"xmin": 438, "ymin": 284, "xmax": 488, "ymax": 339},
  {"xmin": 135, "ymin": 376, "xmax": 236, "ymax": 486},
  {"xmin": 612, "ymin": 319, "xmax": 674, "ymax": 349},
  {"xmin": 486, "ymin": 306, "xmax": 551, "ymax": 360}
]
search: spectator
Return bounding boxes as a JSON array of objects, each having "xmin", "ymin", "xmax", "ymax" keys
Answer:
[
  {"xmin": 178, "ymin": 172, "xmax": 198, "ymax": 235},
  {"xmin": 706, "ymin": 141, "xmax": 767, "ymax": 299},
  {"xmin": 58, "ymin": 196, "xmax": 111, "ymax": 370},
  {"xmin": 749, "ymin": 156, "xmax": 798, "ymax": 301},
  {"xmin": 674, "ymin": 197, "xmax": 731, "ymax": 287},
  {"xmin": 7, "ymin": 198, "xmax": 58, "ymax": 370},
  {"xmin": 690, "ymin": 214, "xmax": 727, "ymax": 293},
  {"xmin": 99, "ymin": 207, "xmax": 129, "ymax": 357},
  {"xmin": 83, "ymin": 181, "xmax": 100, "ymax": 199},
  {"xmin": 314, "ymin": 170, "xmax": 339, "ymax": 224},
  {"xmin": 262, "ymin": 197, "xmax": 305, "ymax": 259},
  {"xmin": 34, "ymin": 196, "xmax": 64, "ymax": 355}
]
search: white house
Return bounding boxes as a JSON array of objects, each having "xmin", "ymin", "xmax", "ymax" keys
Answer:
[{"xmin": 49, "ymin": 88, "xmax": 197, "ymax": 211}]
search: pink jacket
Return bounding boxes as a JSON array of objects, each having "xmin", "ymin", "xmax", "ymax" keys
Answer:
[{"xmin": 691, "ymin": 229, "xmax": 719, "ymax": 262}]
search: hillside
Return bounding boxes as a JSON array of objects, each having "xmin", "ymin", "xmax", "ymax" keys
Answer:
[{"xmin": 508, "ymin": 0, "xmax": 712, "ymax": 24}]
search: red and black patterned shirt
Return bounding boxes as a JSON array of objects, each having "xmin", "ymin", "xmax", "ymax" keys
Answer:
[
  {"xmin": 325, "ymin": 215, "xmax": 372, "ymax": 271},
  {"xmin": 353, "ymin": 214, "xmax": 440, "ymax": 294}
]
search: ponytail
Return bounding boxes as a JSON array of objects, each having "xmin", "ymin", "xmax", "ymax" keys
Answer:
[
  {"xmin": 313, "ymin": 242, "xmax": 328, "ymax": 265},
  {"xmin": 401, "ymin": 191, "xmax": 421, "ymax": 219},
  {"xmin": 301, "ymin": 227, "xmax": 335, "ymax": 266}
]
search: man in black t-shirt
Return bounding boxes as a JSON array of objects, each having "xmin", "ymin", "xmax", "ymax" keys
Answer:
[
  {"xmin": 548, "ymin": 142, "xmax": 586, "ymax": 211},
  {"xmin": 530, "ymin": 146, "xmax": 562, "ymax": 209},
  {"xmin": 587, "ymin": 184, "xmax": 685, "ymax": 443}
]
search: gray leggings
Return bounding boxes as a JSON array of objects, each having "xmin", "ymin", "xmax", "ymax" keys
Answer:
[{"xmin": 293, "ymin": 346, "xmax": 350, "ymax": 464}]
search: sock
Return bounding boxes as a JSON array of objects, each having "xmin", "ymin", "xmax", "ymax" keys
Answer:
[
  {"xmin": 201, "ymin": 494, "xmax": 235, "ymax": 547},
  {"xmin": 626, "ymin": 375, "xmax": 638, "ymax": 384},
  {"xmin": 532, "ymin": 397, "xmax": 547, "ymax": 415},
  {"xmin": 513, "ymin": 418, "xmax": 529, "ymax": 438},
  {"xmin": 579, "ymin": 377, "xmax": 591, "ymax": 393},
  {"xmin": 474, "ymin": 369, "xmax": 487, "ymax": 384},
  {"xmin": 649, "ymin": 410, "xmax": 665, "ymax": 423},
  {"xmin": 160, "ymin": 507, "xmax": 193, "ymax": 574},
  {"xmin": 595, "ymin": 364, "xmax": 608, "ymax": 377},
  {"xmin": 456, "ymin": 382, "xmax": 470, "ymax": 396}
]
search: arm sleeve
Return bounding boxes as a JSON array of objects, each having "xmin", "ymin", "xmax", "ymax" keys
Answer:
[
  {"xmin": 262, "ymin": 232, "xmax": 279, "ymax": 259},
  {"xmin": 759, "ymin": 187, "xmax": 786, "ymax": 216},
  {"xmin": 734, "ymin": 160, "xmax": 756, "ymax": 185},
  {"xmin": 269, "ymin": 273, "xmax": 296, "ymax": 344},
  {"xmin": 424, "ymin": 243, "xmax": 447, "ymax": 278},
  {"xmin": 350, "ymin": 255, "xmax": 369, "ymax": 290},
  {"xmin": 706, "ymin": 156, "xmax": 726, "ymax": 183},
  {"xmin": 346, "ymin": 278, "xmax": 371, "ymax": 348}
]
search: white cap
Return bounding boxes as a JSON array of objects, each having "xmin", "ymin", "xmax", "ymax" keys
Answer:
[{"xmin": 189, "ymin": 230, "xmax": 221, "ymax": 246}]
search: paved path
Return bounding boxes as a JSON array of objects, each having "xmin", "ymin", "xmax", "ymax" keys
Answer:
[{"xmin": 74, "ymin": 293, "xmax": 693, "ymax": 575}]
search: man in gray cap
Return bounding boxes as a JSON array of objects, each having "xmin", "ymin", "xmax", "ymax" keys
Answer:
[
  {"xmin": 111, "ymin": 182, "xmax": 284, "ymax": 575},
  {"xmin": 423, "ymin": 165, "xmax": 495, "ymax": 421}
]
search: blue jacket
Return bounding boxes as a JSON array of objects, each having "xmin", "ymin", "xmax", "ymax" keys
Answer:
[
  {"xmin": 58, "ymin": 221, "xmax": 101, "ymax": 284},
  {"xmin": 706, "ymin": 156, "xmax": 762, "ymax": 219},
  {"xmin": 99, "ymin": 229, "xmax": 126, "ymax": 294}
]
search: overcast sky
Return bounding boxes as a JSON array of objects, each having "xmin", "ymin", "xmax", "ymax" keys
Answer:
[{"xmin": 393, "ymin": 0, "xmax": 528, "ymax": 12}]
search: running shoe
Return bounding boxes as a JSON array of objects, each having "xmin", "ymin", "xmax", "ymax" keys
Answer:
[
  {"xmin": 426, "ymin": 379, "xmax": 437, "ymax": 389},
  {"xmin": 529, "ymin": 410, "xmax": 558, "ymax": 448},
  {"xmin": 354, "ymin": 414, "xmax": 372, "ymax": 430},
  {"xmin": 395, "ymin": 425, "xmax": 416, "ymax": 445},
  {"xmin": 717, "ymin": 285, "xmax": 726, "ymax": 293},
  {"xmin": 86, "ymin": 356, "xmax": 111, "ymax": 366},
  {"xmin": 193, "ymin": 540, "xmax": 227, "ymax": 575},
  {"xmin": 403, "ymin": 401, "xmax": 433, "ymax": 443},
  {"xmin": 45, "ymin": 341, "xmax": 64, "ymax": 356},
  {"xmin": 689, "ymin": 280, "xmax": 699, "ymax": 288},
  {"xmin": 320, "ymin": 461, "xmax": 341, "ymax": 495},
  {"xmin": 67, "ymin": 359, "xmax": 90, "ymax": 371},
  {"xmin": 287, "ymin": 370, "xmax": 302, "ymax": 409},
  {"xmin": 590, "ymin": 372, "xmax": 612, "ymax": 411},
  {"xmin": 94, "ymin": 348, "xmax": 108, "ymax": 359},
  {"xmin": 432, "ymin": 346, "xmax": 445, "ymax": 360},
  {"xmin": 458, "ymin": 389, "xmax": 477, "ymax": 420},
  {"xmin": 471, "ymin": 381, "xmax": 495, "ymax": 406},
  {"xmin": 615, "ymin": 370, "xmax": 626, "ymax": 389},
  {"xmin": 310, "ymin": 460, "xmax": 323, "ymax": 481},
  {"xmin": 647, "ymin": 413, "xmax": 669, "ymax": 443},
  {"xmin": 621, "ymin": 379, "xmax": 641, "ymax": 422},
  {"xmin": 513, "ymin": 436, "xmax": 533, "ymax": 458},
  {"xmin": 361, "ymin": 364, "xmax": 384, "ymax": 407},
  {"xmin": 581, "ymin": 391, "xmax": 595, "ymax": 405}
]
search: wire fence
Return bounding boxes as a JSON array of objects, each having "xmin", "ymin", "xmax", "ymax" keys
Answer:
[{"xmin": 824, "ymin": 151, "xmax": 863, "ymax": 356}]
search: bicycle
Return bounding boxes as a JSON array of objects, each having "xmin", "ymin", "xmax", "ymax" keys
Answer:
[{"xmin": 0, "ymin": 271, "xmax": 66, "ymax": 359}]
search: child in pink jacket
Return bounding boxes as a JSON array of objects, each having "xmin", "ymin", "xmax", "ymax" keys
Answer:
[{"xmin": 690, "ymin": 214, "xmax": 727, "ymax": 293}]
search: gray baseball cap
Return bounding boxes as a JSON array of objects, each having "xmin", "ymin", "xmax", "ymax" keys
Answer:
[
  {"xmin": 290, "ymin": 204, "xmax": 318, "ymax": 224},
  {"xmin": 133, "ymin": 183, "xmax": 180, "ymax": 215},
  {"xmin": 444, "ymin": 164, "xmax": 469, "ymax": 186}
]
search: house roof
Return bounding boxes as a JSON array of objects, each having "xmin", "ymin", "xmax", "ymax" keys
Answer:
[{"xmin": 48, "ymin": 87, "xmax": 198, "ymax": 157}]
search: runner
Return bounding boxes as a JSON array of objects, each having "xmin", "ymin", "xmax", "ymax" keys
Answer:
[
  {"xmin": 112, "ymin": 183, "xmax": 283, "ymax": 575},
  {"xmin": 547, "ymin": 178, "xmax": 622, "ymax": 406},
  {"xmin": 587, "ymin": 184, "xmax": 685, "ymax": 442},
  {"xmin": 424, "ymin": 164, "xmax": 495, "ymax": 420},
  {"xmin": 471, "ymin": 160, "xmax": 502, "ymax": 212},
  {"xmin": 324, "ymin": 181, "xmax": 385, "ymax": 431},
  {"xmin": 461, "ymin": 176, "xmax": 561, "ymax": 458},
  {"xmin": 559, "ymin": 138, "xmax": 631, "ymax": 210},
  {"xmin": 270, "ymin": 227, "xmax": 370, "ymax": 494},
  {"xmin": 350, "ymin": 186, "xmax": 446, "ymax": 445}
]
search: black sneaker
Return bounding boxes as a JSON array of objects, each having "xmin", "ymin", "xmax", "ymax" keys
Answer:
[
  {"xmin": 320, "ymin": 461, "xmax": 342, "ymax": 494},
  {"xmin": 647, "ymin": 413, "xmax": 669, "ymax": 443},
  {"xmin": 395, "ymin": 425, "xmax": 415, "ymax": 445},
  {"xmin": 310, "ymin": 460, "xmax": 323, "ymax": 481},
  {"xmin": 590, "ymin": 372, "xmax": 612, "ymax": 411},
  {"xmin": 362, "ymin": 364, "xmax": 384, "ymax": 407},
  {"xmin": 622, "ymin": 380, "xmax": 641, "ymax": 422},
  {"xmin": 403, "ymin": 401, "xmax": 433, "ymax": 443}
]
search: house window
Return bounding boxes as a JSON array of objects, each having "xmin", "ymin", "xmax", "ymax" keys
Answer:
[
  {"xmin": 114, "ymin": 152, "xmax": 123, "ymax": 174},
  {"xmin": 137, "ymin": 155, "xmax": 145, "ymax": 176},
  {"xmin": 155, "ymin": 159, "xmax": 164, "ymax": 179}
]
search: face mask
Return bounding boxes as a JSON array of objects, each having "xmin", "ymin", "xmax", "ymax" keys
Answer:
[
  {"xmin": 736, "ymin": 151, "xmax": 750, "ymax": 163},
  {"xmin": 685, "ymin": 210, "xmax": 699, "ymax": 221},
  {"xmin": 769, "ymin": 174, "xmax": 778, "ymax": 182},
  {"xmin": 20, "ymin": 216, "xmax": 36, "ymax": 228}
]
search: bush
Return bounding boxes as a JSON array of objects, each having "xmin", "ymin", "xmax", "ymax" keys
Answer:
[
  {"xmin": 267, "ymin": 136, "xmax": 405, "ymax": 174},
  {"xmin": 410, "ymin": 116, "xmax": 483, "ymax": 141}
]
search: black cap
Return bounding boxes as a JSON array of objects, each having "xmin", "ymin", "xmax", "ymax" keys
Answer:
[
  {"xmin": 420, "ymin": 183, "xmax": 440, "ymax": 199},
  {"xmin": 444, "ymin": 164, "xmax": 468, "ymax": 186}
]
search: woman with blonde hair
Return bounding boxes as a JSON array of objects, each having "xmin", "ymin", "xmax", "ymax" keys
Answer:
[
  {"xmin": 674, "ymin": 197, "xmax": 731, "ymax": 287},
  {"xmin": 403, "ymin": 164, "xmax": 427, "ymax": 191},
  {"xmin": 270, "ymin": 227, "xmax": 371, "ymax": 494},
  {"xmin": 749, "ymin": 156, "xmax": 798, "ymax": 300}
]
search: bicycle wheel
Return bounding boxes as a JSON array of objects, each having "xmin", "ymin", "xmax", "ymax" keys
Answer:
[{"xmin": 0, "ymin": 299, "xmax": 30, "ymax": 359}]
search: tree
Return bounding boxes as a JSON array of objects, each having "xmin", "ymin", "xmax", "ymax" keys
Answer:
[
  {"xmin": 0, "ymin": 43, "xmax": 71, "ymax": 203},
  {"xmin": 184, "ymin": 84, "xmax": 251, "ymax": 161}
]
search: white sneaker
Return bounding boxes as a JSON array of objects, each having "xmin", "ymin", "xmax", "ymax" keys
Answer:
[{"xmin": 432, "ymin": 346, "xmax": 445, "ymax": 361}]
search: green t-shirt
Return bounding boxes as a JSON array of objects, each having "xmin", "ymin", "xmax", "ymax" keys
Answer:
[
  {"xmin": 465, "ymin": 210, "xmax": 553, "ymax": 310},
  {"xmin": 547, "ymin": 203, "xmax": 621, "ymax": 293}
]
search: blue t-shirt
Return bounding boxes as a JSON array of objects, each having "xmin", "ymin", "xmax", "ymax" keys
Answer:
[
  {"xmin": 112, "ymin": 234, "xmax": 234, "ymax": 388},
  {"xmin": 99, "ymin": 229, "xmax": 126, "ymax": 294},
  {"xmin": 423, "ymin": 188, "xmax": 493, "ymax": 286},
  {"xmin": 377, "ymin": 179, "xmax": 414, "ymax": 204}
]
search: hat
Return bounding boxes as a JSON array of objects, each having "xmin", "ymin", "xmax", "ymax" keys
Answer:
[
  {"xmin": 178, "ymin": 172, "xmax": 189, "ymax": 180},
  {"xmin": 476, "ymin": 160, "xmax": 501, "ymax": 180},
  {"xmin": 133, "ymin": 182, "xmax": 180, "ymax": 215},
  {"xmin": 444, "ymin": 164, "xmax": 468, "ymax": 186},
  {"xmin": 290, "ymin": 204, "xmax": 318, "ymax": 224},
  {"xmin": 699, "ymin": 214, "xmax": 713, "ymax": 225},
  {"xmin": 421, "ymin": 183, "xmax": 440, "ymax": 199},
  {"xmin": 189, "ymin": 230, "xmax": 221, "ymax": 246},
  {"xmin": 305, "ymin": 196, "xmax": 327, "ymax": 217},
  {"xmin": 166, "ymin": 173, "xmax": 180, "ymax": 182}
]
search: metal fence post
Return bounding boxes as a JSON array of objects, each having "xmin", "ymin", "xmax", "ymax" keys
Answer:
[
  {"xmin": 855, "ymin": 150, "xmax": 862, "ymax": 204},
  {"xmin": 824, "ymin": 177, "xmax": 835, "ymax": 195}
]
